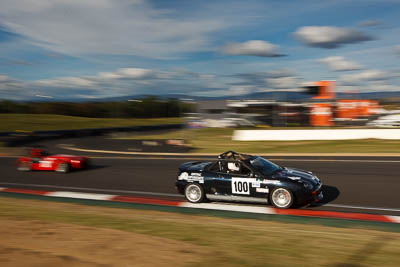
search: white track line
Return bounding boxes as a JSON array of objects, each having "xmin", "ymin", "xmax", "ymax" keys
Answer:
[
  {"xmin": 272, "ymin": 159, "xmax": 400, "ymax": 163},
  {"xmin": 1, "ymin": 182, "xmax": 399, "ymax": 214},
  {"xmin": 2, "ymin": 154, "xmax": 400, "ymax": 162},
  {"xmin": 46, "ymin": 191, "xmax": 115, "ymax": 201},
  {"xmin": 1, "ymin": 185, "xmax": 399, "ymax": 223},
  {"xmin": 0, "ymin": 182, "xmax": 182, "ymax": 198},
  {"xmin": 180, "ymin": 202, "xmax": 275, "ymax": 214},
  {"xmin": 58, "ymin": 145, "xmax": 199, "ymax": 156},
  {"xmin": 94, "ymin": 157, "xmax": 400, "ymax": 163},
  {"xmin": 325, "ymin": 204, "xmax": 400, "ymax": 213},
  {"xmin": 3, "ymin": 149, "xmax": 400, "ymax": 162},
  {"xmin": 386, "ymin": 216, "xmax": 400, "ymax": 223},
  {"xmin": 58, "ymin": 144, "xmax": 400, "ymax": 161}
]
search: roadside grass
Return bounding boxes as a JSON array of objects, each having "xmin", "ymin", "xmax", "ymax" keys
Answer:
[
  {"xmin": 116, "ymin": 128, "xmax": 400, "ymax": 154},
  {"xmin": 0, "ymin": 114, "xmax": 182, "ymax": 132},
  {"xmin": 0, "ymin": 197, "xmax": 399, "ymax": 266}
]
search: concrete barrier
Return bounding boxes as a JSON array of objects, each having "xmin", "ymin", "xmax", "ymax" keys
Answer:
[{"xmin": 233, "ymin": 129, "xmax": 400, "ymax": 141}]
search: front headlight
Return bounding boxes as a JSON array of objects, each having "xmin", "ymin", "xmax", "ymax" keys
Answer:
[{"xmin": 312, "ymin": 175, "xmax": 320, "ymax": 183}]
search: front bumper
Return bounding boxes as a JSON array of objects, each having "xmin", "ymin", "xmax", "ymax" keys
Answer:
[
  {"xmin": 313, "ymin": 190, "xmax": 324, "ymax": 202},
  {"xmin": 311, "ymin": 179, "xmax": 323, "ymax": 201},
  {"xmin": 297, "ymin": 183, "xmax": 323, "ymax": 206},
  {"xmin": 175, "ymin": 180, "xmax": 186, "ymax": 194},
  {"xmin": 311, "ymin": 180, "xmax": 323, "ymax": 202}
]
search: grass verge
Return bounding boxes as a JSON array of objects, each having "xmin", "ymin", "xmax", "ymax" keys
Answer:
[
  {"xmin": 116, "ymin": 128, "xmax": 400, "ymax": 154},
  {"xmin": 0, "ymin": 114, "xmax": 182, "ymax": 132},
  {"xmin": 0, "ymin": 196, "xmax": 399, "ymax": 266}
]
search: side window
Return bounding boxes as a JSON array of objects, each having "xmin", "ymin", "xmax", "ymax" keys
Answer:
[
  {"xmin": 226, "ymin": 161, "xmax": 242, "ymax": 175},
  {"xmin": 240, "ymin": 164, "xmax": 252, "ymax": 177},
  {"xmin": 214, "ymin": 160, "xmax": 229, "ymax": 174},
  {"xmin": 217, "ymin": 161, "xmax": 253, "ymax": 177},
  {"xmin": 219, "ymin": 161, "xmax": 228, "ymax": 173},
  {"xmin": 208, "ymin": 161, "xmax": 221, "ymax": 172}
]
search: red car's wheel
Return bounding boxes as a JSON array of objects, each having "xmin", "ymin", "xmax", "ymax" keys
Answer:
[
  {"xmin": 56, "ymin": 162, "xmax": 70, "ymax": 173},
  {"xmin": 82, "ymin": 159, "xmax": 90, "ymax": 169},
  {"xmin": 17, "ymin": 161, "xmax": 31, "ymax": 172}
]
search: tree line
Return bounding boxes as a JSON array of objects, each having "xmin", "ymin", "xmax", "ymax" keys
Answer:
[{"xmin": 0, "ymin": 97, "xmax": 194, "ymax": 118}]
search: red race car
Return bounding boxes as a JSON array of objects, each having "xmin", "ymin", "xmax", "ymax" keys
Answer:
[{"xmin": 16, "ymin": 149, "xmax": 90, "ymax": 173}]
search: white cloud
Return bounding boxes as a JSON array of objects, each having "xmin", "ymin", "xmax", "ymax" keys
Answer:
[
  {"xmin": 230, "ymin": 69, "xmax": 300, "ymax": 90},
  {"xmin": 294, "ymin": 26, "xmax": 373, "ymax": 48},
  {"xmin": 0, "ymin": 75, "xmax": 10, "ymax": 82},
  {"xmin": 394, "ymin": 45, "xmax": 400, "ymax": 55},
  {"xmin": 366, "ymin": 81, "xmax": 400, "ymax": 92},
  {"xmin": 0, "ymin": 74, "xmax": 27, "ymax": 100},
  {"xmin": 340, "ymin": 69, "xmax": 389, "ymax": 84},
  {"xmin": 338, "ymin": 81, "xmax": 400, "ymax": 92},
  {"xmin": 358, "ymin": 20, "xmax": 380, "ymax": 27},
  {"xmin": 266, "ymin": 69, "xmax": 295, "ymax": 78},
  {"xmin": 97, "ymin": 72, "xmax": 124, "ymax": 80},
  {"xmin": 228, "ymin": 85, "xmax": 255, "ymax": 96},
  {"xmin": 99, "ymin": 68, "xmax": 154, "ymax": 80},
  {"xmin": 34, "ymin": 77, "xmax": 96, "ymax": 88},
  {"xmin": 317, "ymin": 56, "xmax": 363, "ymax": 71},
  {"xmin": 117, "ymin": 68, "xmax": 153, "ymax": 79},
  {"xmin": 0, "ymin": 74, "xmax": 24, "ymax": 89},
  {"xmin": 24, "ymin": 66, "xmax": 231, "ymax": 98},
  {"xmin": 32, "ymin": 67, "xmax": 158, "ymax": 89},
  {"xmin": 221, "ymin": 40, "xmax": 283, "ymax": 57},
  {"xmin": 0, "ymin": 0, "xmax": 228, "ymax": 58},
  {"xmin": 266, "ymin": 76, "xmax": 298, "ymax": 89}
]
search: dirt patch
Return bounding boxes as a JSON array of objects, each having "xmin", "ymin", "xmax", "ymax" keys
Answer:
[{"xmin": 0, "ymin": 219, "xmax": 208, "ymax": 267}]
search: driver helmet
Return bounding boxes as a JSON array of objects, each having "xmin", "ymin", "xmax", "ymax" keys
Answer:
[
  {"xmin": 30, "ymin": 149, "xmax": 44, "ymax": 157},
  {"xmin": 227, "ymin": 162, "xmax": 240, "ymax": 172}
]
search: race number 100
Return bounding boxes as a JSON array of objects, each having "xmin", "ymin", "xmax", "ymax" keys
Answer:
[{"xmin": 232, "ymin": 178, "xmax": 250, "ymax": 195}]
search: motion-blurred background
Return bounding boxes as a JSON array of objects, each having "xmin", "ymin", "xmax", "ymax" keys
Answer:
[{"xmin": 1, "ymin": 1, "xmax": 400, "ymax": 266}]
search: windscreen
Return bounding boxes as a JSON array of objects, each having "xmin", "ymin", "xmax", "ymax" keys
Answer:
[{"xmin": 249, "ymin": 157, "xmax": 282, "ymax": 177}]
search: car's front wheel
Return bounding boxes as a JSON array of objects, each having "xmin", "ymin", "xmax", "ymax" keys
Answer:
[
  {"xmin": 56, "ymin": 162, "xmax": 70, "ymax": 173},
  {"xmin": 184, "ymin": 183, "xmax": 205, "ymax": 203},
  {"xmin": 270, "ymin": 187, "xmax": 294, "ymax": 209}
]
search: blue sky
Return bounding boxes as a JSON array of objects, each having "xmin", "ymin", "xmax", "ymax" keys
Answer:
[{"xmin": 0, "ymin": 0, "xmax": 400, "ymax": 100}]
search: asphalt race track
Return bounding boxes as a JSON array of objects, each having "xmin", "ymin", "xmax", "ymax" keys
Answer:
[{"xmin": 1, "ymin": 138, "xmax": 400, "ymax": 216}]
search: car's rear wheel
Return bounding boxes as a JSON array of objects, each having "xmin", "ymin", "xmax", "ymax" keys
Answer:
[
  {"xmin": 84, "ymin": 159, "xmax": 90, "ymax": 169},
  {"xmin": 17, "ymin": 161, "xmax": 31, "ymax": 171},
  {"xmin": 56, "ymin": 162, "xmax": 70, "ymax": 173},
  {"xmin": 184, "ymin": 183, "xmax": 205, "ymax": 203},
  {"xmin": 270, "ymin": 187, "xmax": 294, "ymax": 209}
]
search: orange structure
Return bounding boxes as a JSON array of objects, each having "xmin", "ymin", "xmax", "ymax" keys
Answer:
[
  {"xmin": 306, "ymin": 81, "xmax": 380, "ymax": 126},
  {"xmin": 309, "ymin": 103, "xmax": 333, "ymax": 126},
  {"xmin": 311, "ymin": 81, "xmax": 336, "ymax": 99},
  {"xmin": 368, "ymin": 100, "xmax": 380, "ymax": 115},
  {"xmin": 306, "ymin": 81, "xmax": 335, "ymax": 126},
  {"xmin": 336, "ymin": 100, "xmax": 380, "ymax": 121},
  {"xmin": 336, "ymin": 100, "xmax": 358, "ymax": 120}
]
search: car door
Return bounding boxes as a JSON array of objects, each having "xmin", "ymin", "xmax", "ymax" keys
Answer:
[
  {"xmin": 204, "ymin": 160, "xmax": 232, "ymax": 195},
  {"xmin": 212, "ymin": 160, "xmax": 256, "ymax": 197},
  {"xmin": 229, "ymin": 162, "xmax": 254, "ymax": 197},
  {"xmin": 37, "ymin": 157, "xmax": 55, "ymax": 170}
]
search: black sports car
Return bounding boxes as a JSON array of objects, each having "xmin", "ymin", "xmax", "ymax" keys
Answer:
[{"xmin": 175, "ymin": 151, "xmax": 323, "ymax": 209}]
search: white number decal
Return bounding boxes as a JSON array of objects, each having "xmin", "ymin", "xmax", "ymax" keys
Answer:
[{"xmin": 232, "ymin": 178, "xmax": 250, "ymax": 195}]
